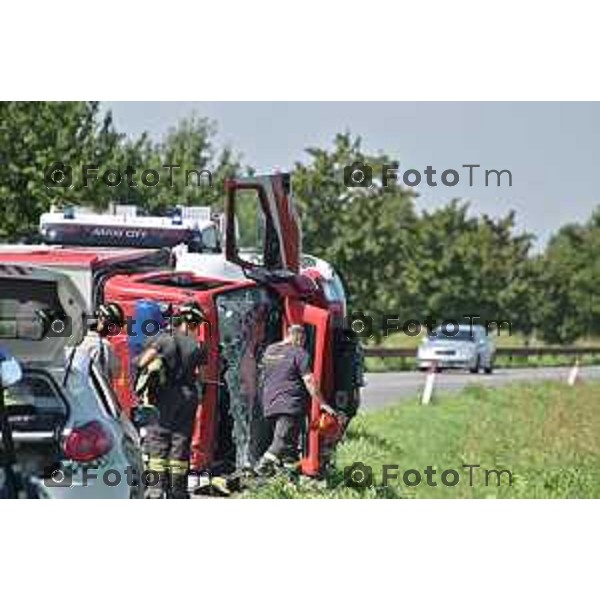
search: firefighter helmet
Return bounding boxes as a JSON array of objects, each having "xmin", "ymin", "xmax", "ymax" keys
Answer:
[
  {"xmin": 97, "ymin": 302, "xmax": 125, "ymax": 327},
  {"xmin": 177, "ymin": 302, "xmax": 205, "ymax": 324}
]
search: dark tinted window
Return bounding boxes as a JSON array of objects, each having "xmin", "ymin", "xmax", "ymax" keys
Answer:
[
  {"xmin": 144, "ymin": 275, "xmax": 224, "ymax": 291},
  {"xmin": 0, "ymin": 279, "xmax": 62, "ymax": 341},
  {"xmin": 432, "ymin": 329, "xmax": 475, "ymax": 341},
  {"xmin": 4, "ymin": 371, "xmax": 66, "ymax": 414}
]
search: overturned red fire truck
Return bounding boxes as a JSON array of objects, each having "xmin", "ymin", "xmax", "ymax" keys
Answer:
[{"xmin": 0, "ymin": 174, "xmax": 363, "ymax": 477}]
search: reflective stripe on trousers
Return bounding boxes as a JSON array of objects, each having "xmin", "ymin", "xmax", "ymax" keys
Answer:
[{"xmin": 168, "ymin": 459, "xmax": 189, "ymax": 475}]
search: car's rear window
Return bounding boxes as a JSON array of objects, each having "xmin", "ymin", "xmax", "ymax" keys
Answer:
[
  {"xmin": 4, "ymin": 371, "xmax": 66, "ymax": 414},
  {"xmin": 0, "ymin": 279, "xmax": 62, "ymax": 341},
  {"xmin": 433, "ymin": 329, "xmax": 474, "ymax": 341}
]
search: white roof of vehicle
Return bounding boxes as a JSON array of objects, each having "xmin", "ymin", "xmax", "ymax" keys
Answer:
[
  {"xmin": 173, "ymin": 247, "xmax": 342, "ymax": 283},
  {"xmin": 174, "ymin": 249, "xmax": 249, "ymax": 281},
  {"xmin": 40, "ymin": 208, "xmax": 214, "ymax": 231}
]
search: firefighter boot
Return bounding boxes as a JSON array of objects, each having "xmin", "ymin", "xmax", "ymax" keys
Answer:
[
  {"xmin": 144, "ymin": 456, "xmax": 169, "ymax": 499},
  {"xmin": 144, "ymin": 471, "xmax": 169, "ymax": 499},
  {"xmin": 255, "ymin": 452, "xmax": 281, "ymax": 477},
  {"xmin": 168, "ymin": 459, "xmax": 190, "ymax": 499},
  {"xmin": 169, "ymin": 474, "xmax": 189, "ymax": 499}
]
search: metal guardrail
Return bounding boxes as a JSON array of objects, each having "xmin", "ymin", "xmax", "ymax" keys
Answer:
[
  {"xmin": 364, "ymin": 346, "xmax": 600, "ymax": 359},
  {"xmin": 364, "ymin": 347, "xmax": 415, "ymax": 358},
  {"xmin": 495, "ymin": 346, "xmax": 600, "ymax": 358}
]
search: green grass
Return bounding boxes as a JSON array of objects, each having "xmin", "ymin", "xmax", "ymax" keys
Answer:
[{"xmin": 243, "ymin": 381, "xmax": 600, "ymax": 498}]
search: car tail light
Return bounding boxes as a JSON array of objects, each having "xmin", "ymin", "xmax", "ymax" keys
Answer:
[{"xmin": 63, "ymin": 421, "xmax": 113, "ymax": 462}]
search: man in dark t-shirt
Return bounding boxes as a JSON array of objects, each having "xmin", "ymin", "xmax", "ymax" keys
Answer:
[
  {"xmin": 258, "ymin": 324, "xmax": 335, "ymax": 473},
  {"xmin": 137, "ymin": 302, "xmax": 207, "ymax": 498}
]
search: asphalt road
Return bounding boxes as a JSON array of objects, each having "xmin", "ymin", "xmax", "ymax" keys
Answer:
[{"xmin": 361, "ymin": 366, "xmax": 600, "ymax": 410}]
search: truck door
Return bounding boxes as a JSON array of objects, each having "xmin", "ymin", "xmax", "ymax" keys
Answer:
[
  {"xmin": 224, "ymin": 173, "xmax": 301, "ymax": 273},
  {"xmin": 287, "ymin": 300, "xmax": 333, "ymax": 477},
  {"xmin": 224, "ymin": 175, "xmax": 337, "ymax": 476}
]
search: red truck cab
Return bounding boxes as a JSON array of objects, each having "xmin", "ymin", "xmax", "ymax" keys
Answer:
[
  {"xmin": 103, "ymin": 174, "xmax": 338, "ymax": 475},
  {"xmin": 0, "ymin": 174, "xmax": 360, "ymax": 478}
]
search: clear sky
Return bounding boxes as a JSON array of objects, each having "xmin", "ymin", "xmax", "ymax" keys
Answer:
[{"xmin": 104, "ymin": 102, "xmax": 600, "ymax": 249}]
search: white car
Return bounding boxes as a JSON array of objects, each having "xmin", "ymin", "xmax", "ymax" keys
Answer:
[
  {"xmin": 417, "ymin": 324, "xmax": 495, "ymax": 374},
  {"xmin": 0, "ymin": 265, "xmax": 144, "ymax": 499}
]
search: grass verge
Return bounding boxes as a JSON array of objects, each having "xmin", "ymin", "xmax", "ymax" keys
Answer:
[{"xmin": 243, "ymin": 381, "xmax": 600, "ymax": 498}]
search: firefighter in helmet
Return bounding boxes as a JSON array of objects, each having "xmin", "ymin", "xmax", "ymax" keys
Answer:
[
  {"xmin": 75, "ymin": 302, "xmax": 125, "ymax": 383},
  {"xmin": 136, "ymin": 302, "xmax": 207, "ymax": 499}
]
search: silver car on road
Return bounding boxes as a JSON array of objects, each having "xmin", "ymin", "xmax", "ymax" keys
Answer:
[
  {"xmin": 417, "ymin": 324, "xmax": 495, "ymax": 373},
  {"xmin": 0, "ymin": 265, "xmax": 144, "ymax": 499}
]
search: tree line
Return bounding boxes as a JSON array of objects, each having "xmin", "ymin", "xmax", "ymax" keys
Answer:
[{"xmin": 0, "ymin": 101, "xmax": 597, "ymax": 344}]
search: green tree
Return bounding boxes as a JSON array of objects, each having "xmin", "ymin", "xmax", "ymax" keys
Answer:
[
  {"xmin": 403, "ymin": 201, "xmax": 535, "ymax": 336},
  {"xmin": 146, "ymin": 115, "xmax": 241, "ymax": 214},
  {"xmin": 535, "ymin": 213, "xmax": 600, "ymax": 343},
  {"xmin": 292, "ymin": 133, "xmax": 419, "ymax": 340},
  {"xmin": 0, "ymin": 105, "xmax": 242, "ymax": 239},
  {"xmin": 0, "ymin": 101, "xmax": 121, "ymax": 238}
]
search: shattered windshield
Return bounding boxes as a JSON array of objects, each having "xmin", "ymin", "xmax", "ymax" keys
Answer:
[{"xmin": 216, "ymin": 286, "xmax": 282, "ymax": 469}]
